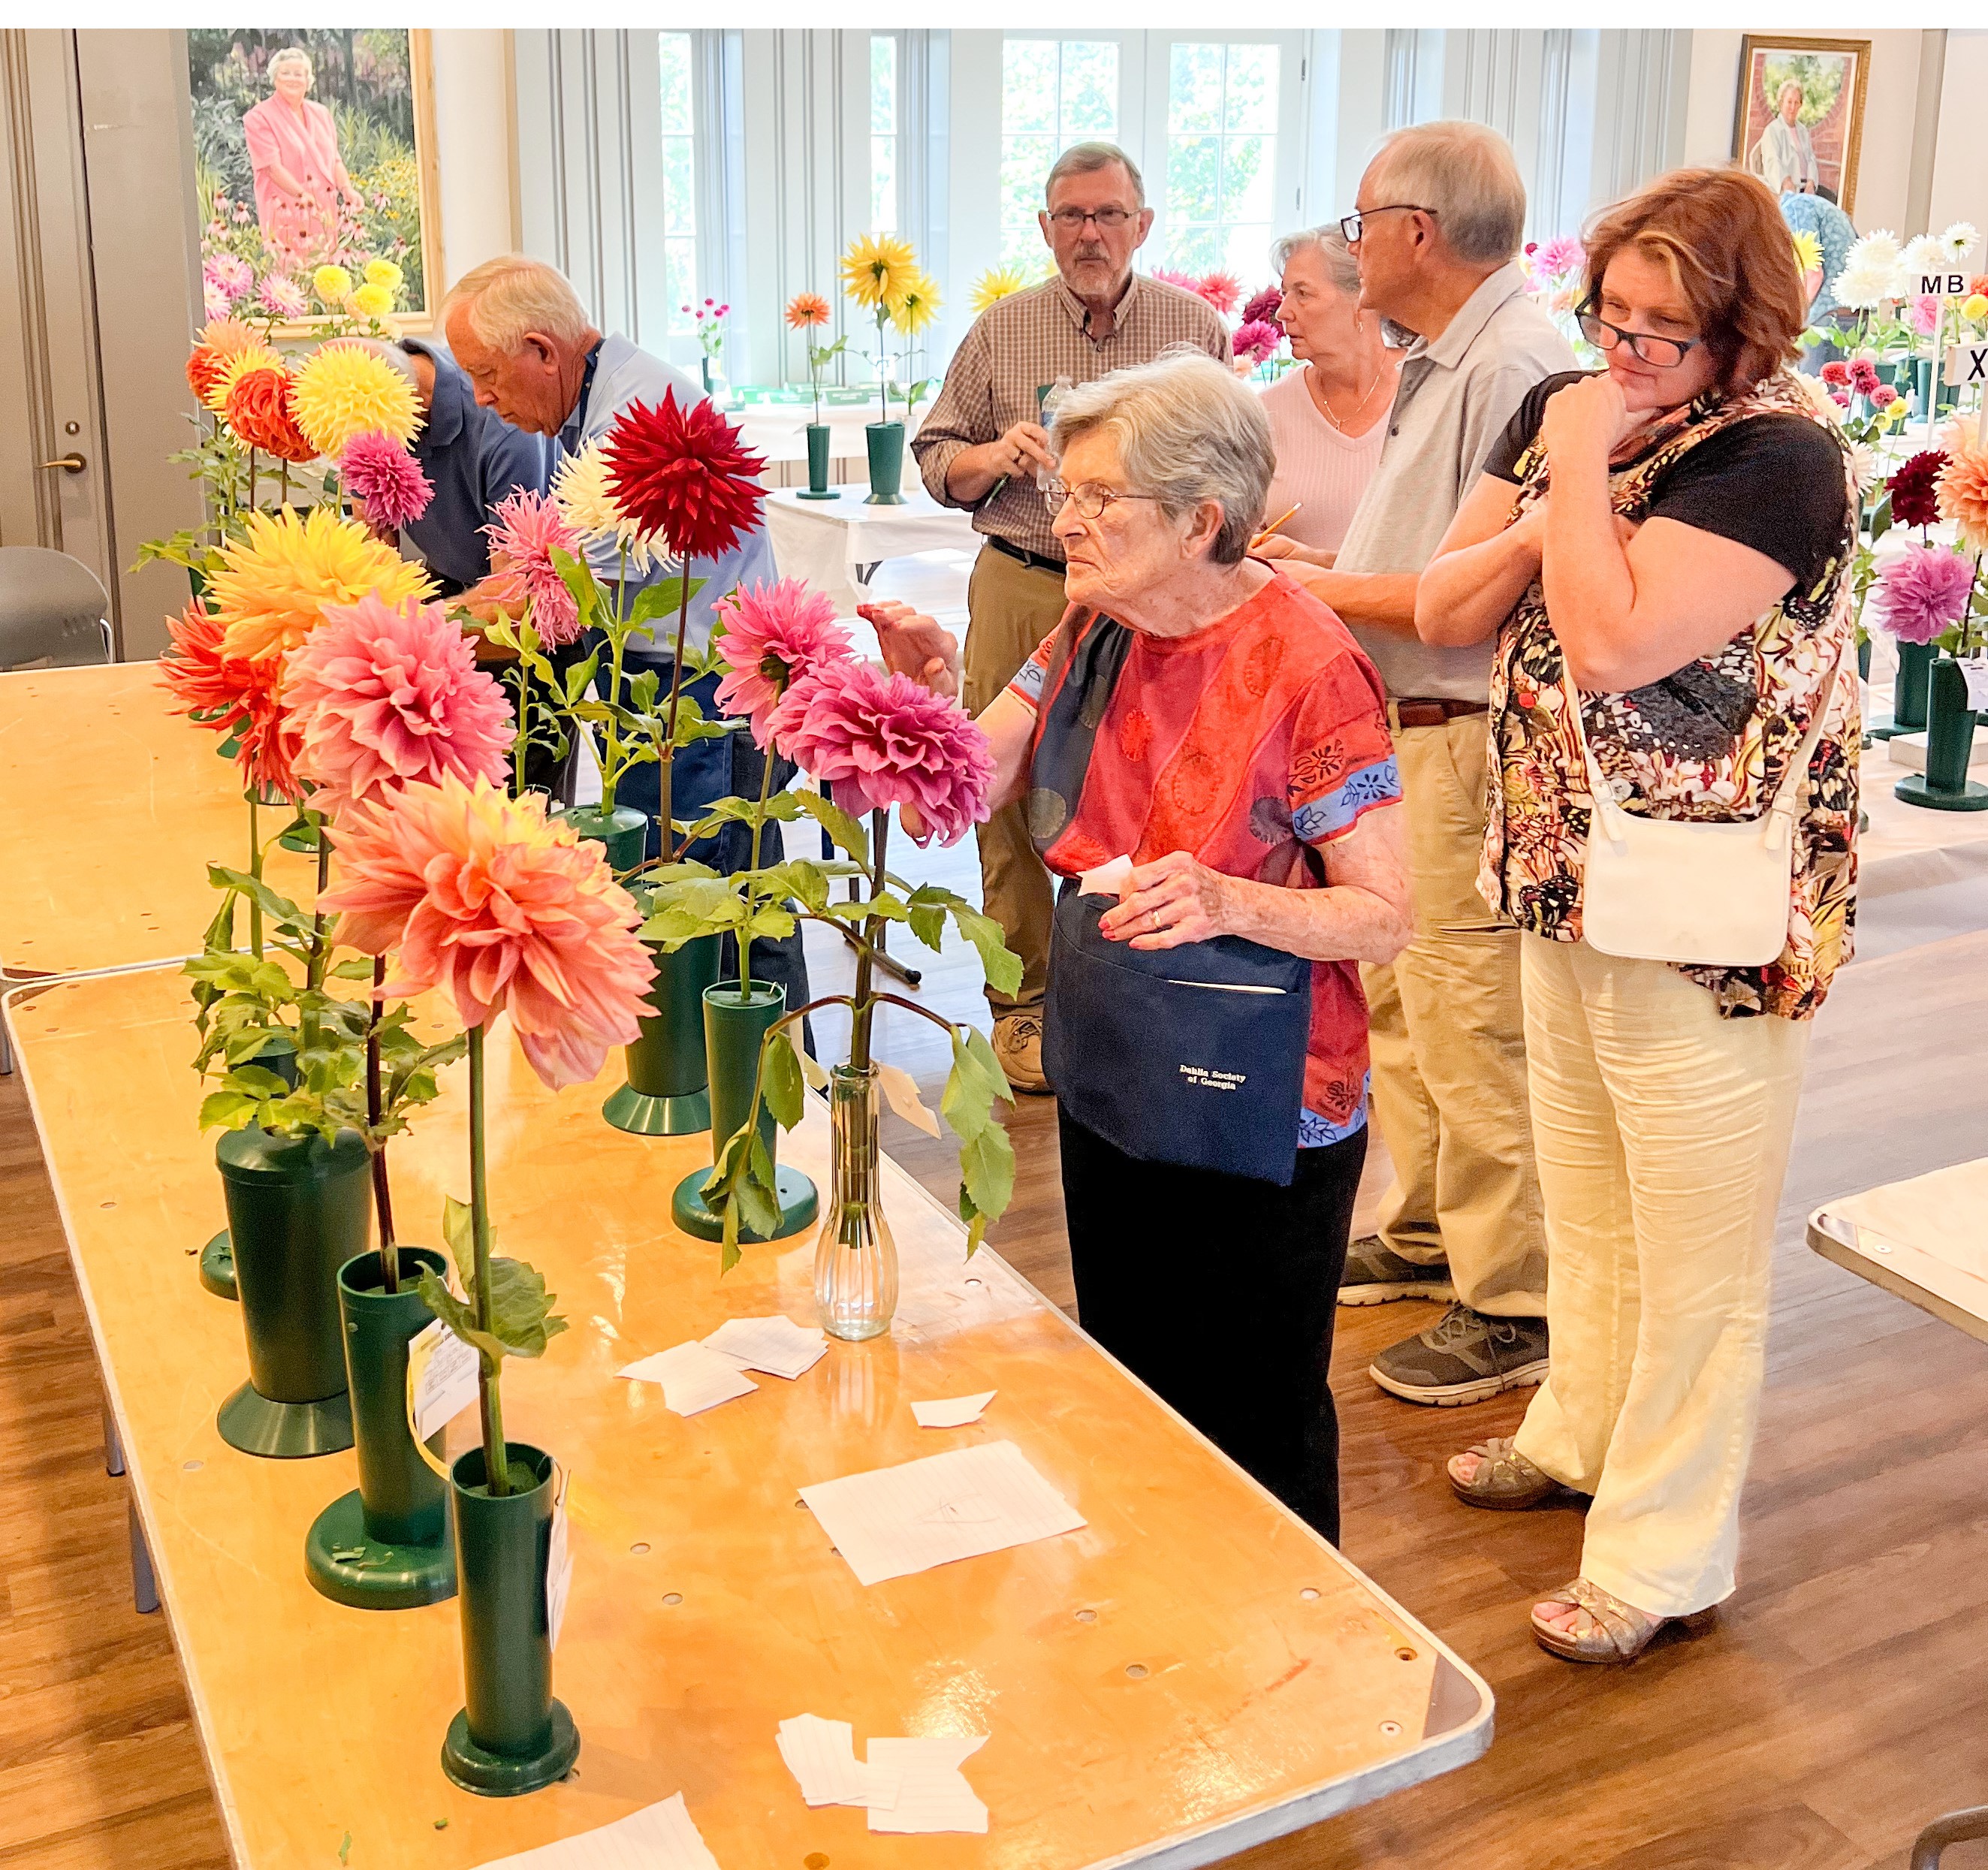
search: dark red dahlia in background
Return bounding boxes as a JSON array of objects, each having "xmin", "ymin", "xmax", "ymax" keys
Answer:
[
  {"xmin": 1889, "ymin": 450, "xmax": 1950, "ymax": 532},
  {"xmin": 1240, "ymin": 284, "xmax": 1284, "ymax": 326},
  {"xmin": 601, "ymin": 389, "xmax": 768, "ymax": 562}
]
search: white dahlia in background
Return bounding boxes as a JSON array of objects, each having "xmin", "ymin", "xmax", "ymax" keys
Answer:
[
  {"xmin": 1834, "ymin": 261, "xmax": 1897, "ymax": 312},
  {"xmin": 1902, "ymin": 234, "xmax": 1948, "ymax": 288},
  {"xmin": 551, "ymin": 439, "xmax": 669, "ymax": 578},
  {"xmin": 1942, "ymin": 221, "xmax": 1980, "ymax": 266}
]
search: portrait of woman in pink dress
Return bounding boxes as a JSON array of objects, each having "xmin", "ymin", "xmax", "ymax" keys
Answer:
[{"xmin": 242, "ymin": 47, "xmax": 364, "ymax": 267}]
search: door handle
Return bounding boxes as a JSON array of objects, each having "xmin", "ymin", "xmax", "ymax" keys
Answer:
[{"xmin": 38, "ymin": 452, "xmax": 86, "ymax": 474}]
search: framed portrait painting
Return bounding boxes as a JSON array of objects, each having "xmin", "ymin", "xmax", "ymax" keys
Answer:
[
  {"xmin": 1731, "ymin": 35, "xmax": 1870, "ymax": 214},
  {"xmin": 187, "ymin": 27, "xmax": 444, "ymax": 332}
]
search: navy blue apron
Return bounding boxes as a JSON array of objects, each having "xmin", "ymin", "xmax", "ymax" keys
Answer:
[{"xmin": 1032, "ymin": 612, "xmax": 1313, "ymax": 1186}]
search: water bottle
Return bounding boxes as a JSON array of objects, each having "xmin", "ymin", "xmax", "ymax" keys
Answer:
[{"xmin": 1036, "ymin": 376, "xmax": 1073, "ymax": 491}]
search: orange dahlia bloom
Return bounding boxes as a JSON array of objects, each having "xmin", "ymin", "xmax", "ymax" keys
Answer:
[
  {"xmin": 1935, "ymin": 439, "xmax": 1988, "ymax": 550},
  {"xmin": 785, "ymin": 292, "xmax": 831, "ymax": 329},
  {"xmin": 224, "ymin": 366, "xmax": 318, "ymax": 464},
  {"xmin": 156, "ymin": 598, "xmax": 302, "ymax": 799},
  {"xmin": 324, "ymin": 773, "xmax": 655, "ymax": 1089}
]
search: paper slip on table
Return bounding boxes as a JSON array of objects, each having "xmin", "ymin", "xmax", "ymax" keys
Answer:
[
  {"xmin": 5, "ymin": 963, "xmax": 1490, "ymax": 1870},
  {"xmin": 763, "ymin": 486, "xmax": 979, "ymax": 617},
  {"xmin": 0, "ymin": 662, "xmax": 318, "ymax": 980}
]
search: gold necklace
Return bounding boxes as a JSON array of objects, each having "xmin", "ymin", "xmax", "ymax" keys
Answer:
[{"xmin": 1313, "ymin": 360, "xmax": 1387, "ymax": 435}]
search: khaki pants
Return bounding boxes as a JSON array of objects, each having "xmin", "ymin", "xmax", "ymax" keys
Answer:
[
  {"xmin": 963, "ymin": 541, "xmax": 1069, "ymax": 1015},
  {"xmin": 1511, "ymin": 935, "xmax": 1810, "ymax": 1616},
  {"xmin": 1360, "ymin": 711, "xmax": 1547, "ymax": 1317}
]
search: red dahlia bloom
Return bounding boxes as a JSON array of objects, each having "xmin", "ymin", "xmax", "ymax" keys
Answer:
[
  {"xmin": 157, "ymin": 598, "xmax": 302, "ymax": 798},
  {"xmin": 599, "ymin": 389, "xmax": 767, "ymax": 563}
]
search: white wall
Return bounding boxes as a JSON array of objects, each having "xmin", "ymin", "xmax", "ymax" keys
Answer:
[
  {"xmin": 1928, "ymin": 31, "xmax": 1988, "ymax": 239},
  {"xmin": 430, "ymin": 29, "xmax": 518, "ymax": 292}
]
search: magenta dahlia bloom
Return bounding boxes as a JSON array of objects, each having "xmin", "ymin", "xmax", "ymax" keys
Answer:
[
  {"xmin": 484, "ymin": 488, "xmax": 584, "ymax": 647},
  {"xmin": 1233, "ymin": 318, "xmax": 1283, "ymax": 366},
  {"xmin": 1875, "ymin": 544, "xmax": 1975, "ymax": 646},
  {"xmin": 768, "ymin": 659, "xmax": 996, "ymax": 847},
  {"xmin": 1848, "ymin": 357, "xmax": 1883, "ymax": 399},
  {"xmin": 711, "ymin": 578, "xmax": 855, "ymax": 746},
  {"xmin": 1241, "ymin": 284, "xmax": 1283, "ymax": 326},
  {"xmin": 341, "ymin": 431, "xmax": 434, "ymax": 532},
  {"xmin": 283, "ymin": 592, "xmax": 515, "ymax": 820}
]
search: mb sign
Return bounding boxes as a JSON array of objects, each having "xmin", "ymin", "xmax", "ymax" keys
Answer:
[
  {"xmin": 1922, "ymin": 272, "xmax": 1972, "ymax": 296},
  {"xmin": 1947, "ymin": 342, "xmax": 1988, "ymax": 389}
]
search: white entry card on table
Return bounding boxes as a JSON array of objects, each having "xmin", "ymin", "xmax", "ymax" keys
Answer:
[
  {"xmin": 911, "ymin": 1390, "xmax": 997, "ymax": 1428},
  {"xmin": 798, "ymin": 1440, "xmax": 1085, "ymax": 1586},
  {"xmin": 467, "ymin": 1793, "xmax": 721, "ymax": 1870},
  {"xmin": 408, "ymin": 1317, "xmax": 481, "ymax": 1442},
  {"xmin": 701, "ymin": 1314, "xmax": 828, "ymax": 1380},
  {"xmin": 618, "ymin": 1341, "xmax": 759, "ymax": 1416}
]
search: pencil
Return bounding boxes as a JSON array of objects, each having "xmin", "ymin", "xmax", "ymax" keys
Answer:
[{"xmin": 1259, "ymin": 502, "xmax": 1302, "ymax": 539}]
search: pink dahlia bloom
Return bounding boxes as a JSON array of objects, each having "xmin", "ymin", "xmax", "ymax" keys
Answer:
[
  {"xmin": 283, "ymin": 593, "xmax": 514, "ymax": 819},
  {"xmin": 1911, "ymin": 294, "xmax": 1942, "ymax": 336},
  {"xmin": 482, "ymin": 489, "xmax": 584, "ymax": 647},
  {"xmin": 341, "ymin": 431, "xmax": 434, "ymax": 532},
  {"xmin": 768, "ymin": 659, "xmax": 996, "ymax": 847},
  {"xmin": 1532, "ymin": 235, "xmax": 1585, "ymax": 282},
  {"xmin": 1232, "ymin": 318, "xmax": 1283, "ymax": 365},
  {"xmin": 1848, "ymin": 357, "xmax": 1883, "ymax": 399},
  {"xmin": 711, "ymin": 578, "xmax": 855, "ymax": 746},
  {"xmin": 1150, "ymin": 267, "xmax": 1198, "ymax": 294},
  {"xmin": 1875, "ymin": 544, "xmax": 1974, "ymax": 645},
  {"xmin": 259, "ymin": 273, "xmax": 308, "ymax": 321},
  {"xmin": 321, "ymin": 772, "xmax": 656, "ymax": 1090}
]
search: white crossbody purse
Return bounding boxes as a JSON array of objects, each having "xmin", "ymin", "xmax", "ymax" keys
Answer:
[{"xmin": 1569, "ymin": 642, "xmax": 1846, "ymax": 969}]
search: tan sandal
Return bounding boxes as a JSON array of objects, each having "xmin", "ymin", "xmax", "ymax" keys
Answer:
[
  {"xmin": 1529, "ymin": 1577, "xmax": 1717, "ymax": 1664},
  {"xmin": 1447, "ymin": 1436, "xmax": 1561, "ymax": 1510}
]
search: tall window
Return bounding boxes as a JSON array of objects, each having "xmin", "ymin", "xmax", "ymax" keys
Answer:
[
  {"xmin": 658, "ymin": 32, "xmax": 698, "ymax": 340},
  {"xmin": 1163, "ymin": 41, "xmax": 1279, "ymax": 276},
  {"xmin": 870, "ymin": 34, "xmax": 898, "ymax": 233},
  {"xmin": 999, "ymin": 38, "xmax": 1119, "ymax": 270}
]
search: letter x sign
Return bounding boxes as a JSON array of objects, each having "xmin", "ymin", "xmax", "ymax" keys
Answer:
[{"xmin": 1945, "ymin": 342, "xmax": 1988, "ymax": 389}]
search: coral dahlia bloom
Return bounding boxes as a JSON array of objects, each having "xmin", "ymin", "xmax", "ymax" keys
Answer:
[
  {"xmin": 207, "ymin": 507, "xmax": 435, "ymax": 662},
  {"xmin": 158, "ymin": 599, "xmax": 302, "ymax": 799},
  {"xmin": 1936, "ymin": 440, "xmax": 1988, "ymax": 550},
  {"xmin": 225, "ymin": 366, "xmax": 318, "ymax": 464},
  {"xmin": 767, "ymin": 659, "xmax": 996, "ymax": 847},
  {"xmin": 285, "ymin": 593, "xmax": 512, "ymax": 819},
  {"xmin": 785, "ymin": 292, "xmax": 831, "ymax": 329},
  {"xmin": 712, "ymin": 578, "xmax": 855, "ymax": 746},
  {"xmin": 341, "ymin": 431, "xmax": 435, "ymax": 532},
  {"xmin": 322, "ymin": 773, "xmax": 656, "ymax": 1091},
  {"xmin": 484, "ymin": 490, "xmax": 584, "ymax": 647},
  {"xmin": 289, "ymin": 341, "xmax": 423, "ymax": 457},
  {"xmin": 1876, "ymin": 544, "xmax": 1974, "ymax": 646},
  {"xmin": 601, "ymin": 390, "xmax": 767, "ymax": 563},
  {"xmin": 1194, "ymin": 271, "xmax": 1241, "ymax": 316}
]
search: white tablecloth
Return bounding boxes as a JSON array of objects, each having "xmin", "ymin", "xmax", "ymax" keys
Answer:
[
  {"xmin": 764, "ymin": 484, "xmax": 979, "ymax": 615},
  {"xmin": 732, "ymin": 402, "xmax": 930, "ymax": 468}
]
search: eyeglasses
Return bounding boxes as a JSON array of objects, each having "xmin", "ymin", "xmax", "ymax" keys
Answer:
[
  {"xmin": 1576, "ymin": 300, "xmax": 1701, "ymax": 369},
  {"xmin": 1339, "ymin": 204, "xmax": 1436, "ymax": 244},
  {"xmin": 1042, "ymin": 479, "xmax": 1162, "ymax": 520},
  {"xmin": 1045, "ymin": 207, "xmax": 1137, "ymax": 231}
]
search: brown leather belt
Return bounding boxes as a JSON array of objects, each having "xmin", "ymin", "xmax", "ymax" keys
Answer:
[
  {"xmin": 985, "ymin": 533, "xmax": 1067, "ymax": 576},
  {"xmin": 1394, "ymin": 697, "xmax": 1490, "ymax": 728}
]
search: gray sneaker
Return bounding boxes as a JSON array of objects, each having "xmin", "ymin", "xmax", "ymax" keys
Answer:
[
  {"xmin": 1368, "ymin": 1304, "xmax": 1550, "ymax": 1407},
  {"xmin": 1339, "ymin": 1234, "xmax": 1458, "ymax": 1307}
]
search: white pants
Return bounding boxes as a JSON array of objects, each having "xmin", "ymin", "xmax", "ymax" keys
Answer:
[{"xmin": 1512, "ymin": 935, "xmax": 1811, "ymax": 1617}]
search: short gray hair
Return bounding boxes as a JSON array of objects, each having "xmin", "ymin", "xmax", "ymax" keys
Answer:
[
  {"xmin": 1362, "ymin": 120, "xmax": 1526, "ymax": 266},
  {"xmin": 1269, "ymin": 224, "xmax": 1362, "ymax": 299},
  {"xmin": 442, "ymin": 254, "xmax": 593, "ymax": 353},
  {"xmin": 268, "ymin": 48, "xmax": 312, "ymax": 82},
  {"xmin": 1050, "ymin": 348, "xmax": 1272, "ymax": 565},
  {"xmin": 1045, "ymin": 140, "xmax": 1145, "ymax": 210}
]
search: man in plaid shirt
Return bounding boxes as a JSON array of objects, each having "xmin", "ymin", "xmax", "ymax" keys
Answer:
[{"xmin": 912, "ymin": 142, "xmax": 1229, "ymax": 1093}]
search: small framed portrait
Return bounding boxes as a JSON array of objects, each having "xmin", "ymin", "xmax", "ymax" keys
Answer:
[
  {"xmin": 187, "ymin": 28, "xmax": 443, "ymax": 332},
  {"xmin": 1731, "ymin": 35, "xmax": 1870, "ymax": 214}
]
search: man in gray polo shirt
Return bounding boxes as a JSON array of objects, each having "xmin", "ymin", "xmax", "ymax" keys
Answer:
[{"xmin": 1263, "ymin": 121, "xmax": 1574, "ymax": 1407}]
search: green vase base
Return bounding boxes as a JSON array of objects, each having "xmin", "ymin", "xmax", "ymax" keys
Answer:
[
  {"xmin": 602, "ymin": 1082, "xmax": 710, "ymax": 1136},
  {"xmin": 199, "ymin": 1229, "xmax": 239, "ymax": 1301},
  {"xmin": 217, "ymin": 1380, "xmax": 354, "ymax": 1458},
  {"xmin": 795, "ymin": 487, "xmax": 842, "ymax": 501},
  {"xmin": 862, "ymin": 492, "xmax": 907, "ymax": 506},
  {"xmin": 1894, "ymin": 774, "xmax": 1988, "ymax": 812},
  {"xmin": 671, "ymin": 1165, "xmax": 819, "ymax": 1243},
  {"xmin": 442, "ymin": 1701, "xmax": 580, "ymax": 1796},
  {"xmin": 1868, "ymin": 719, "xmax": 1914, "ymax": 740},
  {"xmin": 304, "ymin": 1489, "xmax": 456, "ymax": 1609}
]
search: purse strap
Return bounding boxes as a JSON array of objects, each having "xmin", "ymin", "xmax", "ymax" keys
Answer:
[{"xmin": 1561, "ymin": 627, "xmax": 1849, "ymax": 836}]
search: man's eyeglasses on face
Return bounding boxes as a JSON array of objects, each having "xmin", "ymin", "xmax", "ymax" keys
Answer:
[
  {"xmin": 1045, "ymin": 207, "xmax": 1136, "ymax": 231},
  {"xmin": 1576, "ymin": 300, "xmax": 1700, "ymax": 368},
  {"xmin": 1042, "ymin": 479, "xmax": 1162, "ymax": 520},
  {"xmin": 1338, "ymin": 204, "xmax": 1437, "ymax": 244}
]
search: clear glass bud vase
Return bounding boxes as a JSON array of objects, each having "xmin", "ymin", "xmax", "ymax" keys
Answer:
[{"xmin": 813, "ymin": 1065, "xmax": 898, "ymax": 1341}]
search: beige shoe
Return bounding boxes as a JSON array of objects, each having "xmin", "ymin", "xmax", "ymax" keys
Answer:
[
  {"xmin": 992, "ymin": 1013, "xmax": 1051, "ymax": 1096},
  {"xmin": 1529, "ymin": 1577, "xmax": 1717, "ymax": 1664}
]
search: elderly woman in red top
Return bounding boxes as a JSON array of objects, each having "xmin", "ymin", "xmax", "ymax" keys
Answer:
[{"xmin": 873, "ymin": 349, "xmax": 1410, "ymax": 1541}]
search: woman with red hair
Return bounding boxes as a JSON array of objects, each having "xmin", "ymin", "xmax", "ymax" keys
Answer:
[{"xmin": 1415, "ymin": 167, "xmax": 1857, "ymax": 1662}]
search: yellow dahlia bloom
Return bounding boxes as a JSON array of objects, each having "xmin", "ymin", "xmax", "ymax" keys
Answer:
[
  {"xmin": 552, "ymin": 439, "xmax": 668, "ymax": 576},
  {"xmin": 363, "ymin": 258, "xmax": 404, "ymax": 294},
  {"xmin": 1790, "ymin": 231, "xmax": 1823, "ymax": 276},
  {"xmin": 840, "ymin": 232, "xmax": 918, "ymax": 311},
  {"xmin": 289, "ymin": 342, "xmax": 423, "ymax": 457},
  {"xmin": 349, "ymin": 282, "xmax": 394, "ymax": 320},
  {"xmin": 970, "ymin": 264, "xmax": 1030, "ymax": 313},
  {"xmin": 208, "ymin": 508, "xmax": 434, "ymax": 662},
  {"xmin": 313, "ymin": 264, "xmax": 353, "ymax": 306},
  {"xmin": 1965, "ymin": 291, "xmax": 1988, "ymax": 323},
  {"xmin": 888, "ymin": 270, "xmax": 943, "ymax": 336},
  {"xmin": 203, "ymin": 343, "xmax": 285, "ymax": 415}
]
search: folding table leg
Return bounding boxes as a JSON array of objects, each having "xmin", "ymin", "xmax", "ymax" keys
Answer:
[
  {"xmin": 128, "ymin": 1501, "xmax": 160, "ymax": 1615},
  {"xmin": 103, "ymin": 1402, "xmax": 124, "ymax": 1476},
  {"xmin": 1912, "ymin": 1806, "xmax": 1988, "ymax": 1868}
]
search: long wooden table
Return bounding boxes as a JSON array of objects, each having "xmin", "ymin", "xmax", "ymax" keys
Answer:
[
  {"xmin": 6, "ymin": 964, "xmax": 1490, "ymax": 1870},
  {"xmin": 0, "ymin": 662, "xmax": 317, "ymax": 981}
]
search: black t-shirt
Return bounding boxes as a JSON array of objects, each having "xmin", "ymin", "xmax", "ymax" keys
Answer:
[{"xmin": 1482, "ymin": 370, "xmax": 1850, "ymax": 591}]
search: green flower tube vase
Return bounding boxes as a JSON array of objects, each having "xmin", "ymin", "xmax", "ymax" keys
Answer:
[
  {"xmin": 1896, "ymin": 656, "xmax": 1988, "ymax": 811},
  {"xmin": 304, "ymin": 1247, "xmax": 457, "ymax": 1610},
  {"xmin": 442, "ymin": 1442, "xmax": 581, "ymax": 1796},
  {"xmin": 864, "ymin": 420, "xmax": 907, "ymax": 505},
  {"xmin": 200, "ymin": 1040, "xmax": 300, "ymax": 1302},
  {"xmin": 799, "ymin": 422, "xmax": 840, "ymax": 499},
  {"xmin": 602, "ymin": 934, "xmax": 720, "ymax": 1136},
  {"xmin": 1872, "ymin": 638, "xmax": 1938, "ymax": 741},
  {"xmin": 671, "ymin": 982, "xmax": 819, "ymax": 1242},
  {"xmin": 216, "ymin": 1127, "xmax": 371, "ymax": 1458},
  {"xmin": 557, "ymin": 803, "xmax": 648, "ymax": 876}
]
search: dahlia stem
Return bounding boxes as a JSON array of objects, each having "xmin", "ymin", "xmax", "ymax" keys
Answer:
[
  {"xmin": 367, "ymin": 955, "xmax": 399, "ymax": 1295},
  {"xmin": 876, "ymin": 307, "xmax": 889, "ymax": 422},
  {"xmin": 849, "ymin": 809, "xmax": 889, "ymax": 1072},
  {"xmin": 741, "ymin": 720, "xmax": 779, "ymax": 996},
  {"xmin": 246, "ymin": 794, "xmax": 264, "ymax": 959},
  {"xmin": 602, "ymin": 543, "xmax": 630, "ymax": 810},
  {"xmin": 511, "ymin": 656, "xmax": 530, "ymax": 798},
  {"xmin": 248, "ymin": 447, "xmax": 259, "ymax": 514},
  {"xmin": 659, "ymin": 565, "xmax": 693, "ymax": 860},
  {"xmin": 468, "ymin": 1023, "xmax": 509, "ymax": 1498},
  {"xmin": 302, "ymin": 822, "xmax": 331, "ymax": 1057}
]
